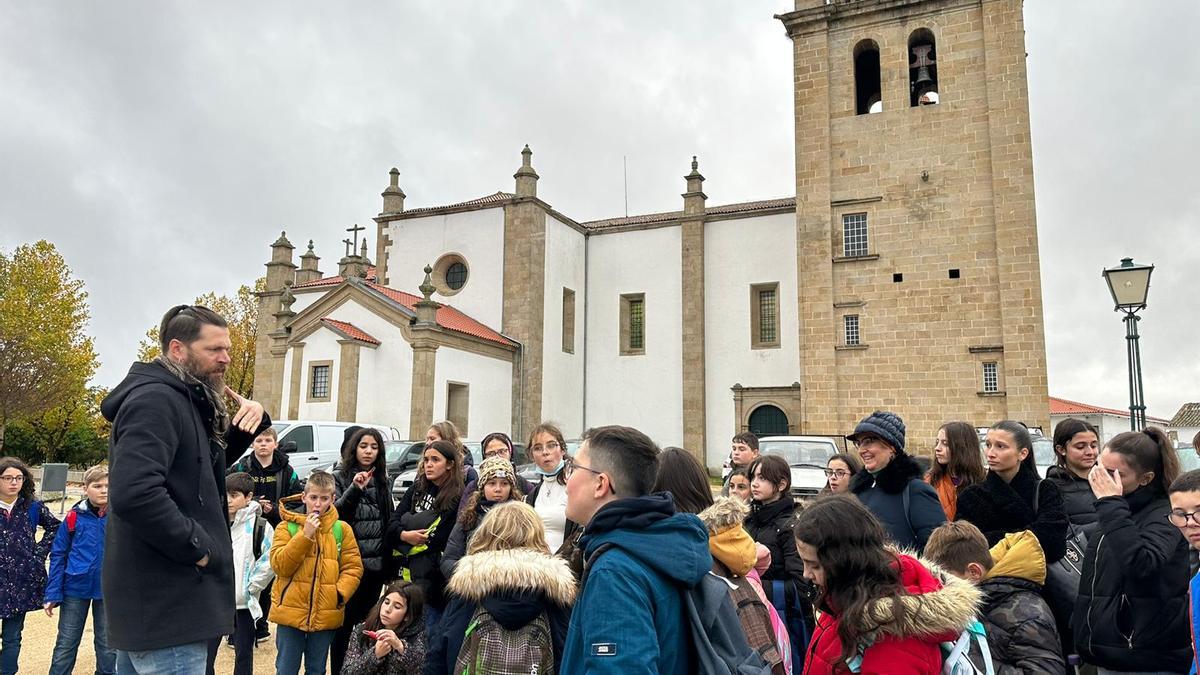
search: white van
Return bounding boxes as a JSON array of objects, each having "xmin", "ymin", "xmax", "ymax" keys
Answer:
[{"xmin": 235, "ymin": 420, "xmax": 399, "ymax": 478}]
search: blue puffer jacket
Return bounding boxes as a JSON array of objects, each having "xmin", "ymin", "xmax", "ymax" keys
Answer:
[
  {"xmin": 1189, "ymin": 569, "xmax": 1200, "ymax": 675},
  {"xmin": 850, "ymin": 452, "xmax": 946, "ymax": 552},
  {"xmin": 45, "ymin": 499, "xmax": 106, "ymax": 603},
  {"xmin": 561, "ymin": 493, "xmax": 712, "ymax": 675}
]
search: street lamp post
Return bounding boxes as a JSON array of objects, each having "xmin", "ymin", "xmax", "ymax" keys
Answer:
[{"xmin": 1102, "ymin": 257, "xmax": 1154, "ymax": 431}]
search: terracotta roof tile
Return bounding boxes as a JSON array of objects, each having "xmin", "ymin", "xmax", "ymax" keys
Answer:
[
  {"xmin": 293, "ymin": 266, "xmax": 377, "ymax": 290},
  {"xmin": 398, "ymin": 191, "xmax": 516, "ymax": 217},
  {"xmin": 320, "ymin": 318, "xmax": 380, "ymax": 345},
  {"xmin": 1171, "ymin": 403, "xmax": 1200, "ymax": 428},
  {"xmin": 1050, "ymin": 396, "xmax": 1171, "ymax": 425},
  {"xmin": 365, "ymin": 282, "xmax": 515, "ymax": 348},
  {"xmin": 581, "ymin": 196, "xmax": 796, "ymax": 230}
]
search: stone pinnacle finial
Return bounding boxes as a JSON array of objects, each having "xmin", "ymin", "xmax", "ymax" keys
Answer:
[
  {"xmin": 692, "ymin": 156, "xmax": 698, "ymax": 171},
  {"xmin": 305, "ymin": 240, "xmax": 316, "ymax": 254},
  {"xmin": 272, "ymin": 230, "xmax": 293, "ymax": 248},
  {"xmin": 514, "ymin": 144, "xmax": 539, "ymax": 197},
  {"xmin": 279, "ymin": 283, "xmax": 296, "ymax": 312},
  {"xmin": 360, "ymin": 239, "xmax": 368, "ymax": 256},
  {"xmin": 419, "ymin": 265, "xmax": 436, "ymax": 301},
  {"xmin": 521, "ymin": 144, "xmax": 532, "ymax": 165},
  {"xmin": 389, "ymin": 167, "xmax": 400, "ymax": 187},
  {"xmin": 381, "ymin": 167, "xmax": 407, "ymax": 214}
]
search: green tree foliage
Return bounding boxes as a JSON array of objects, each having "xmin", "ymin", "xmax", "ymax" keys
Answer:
[
  {"xmin": 4, "ymin": 386, "xmax": 109, "ymax": 468},
  {"xmin": 0, "ymin": 241, "xmax": 98, "ymax": 452},
  {"xmin": 137, "ymin": 278, "xmax": 264, "ymax": 398}
]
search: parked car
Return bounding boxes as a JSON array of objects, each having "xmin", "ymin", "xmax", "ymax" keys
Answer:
[
  {"xmin": 232, "ymin": 420, "xmax": 399, "ymax": 479},
  {"xmin": 757, "ymin": 435, "xmax": 842, "ymax": 500},
  {"xmin": 390, "ymin": 441, "xmax": 539, "ymax": 502}
]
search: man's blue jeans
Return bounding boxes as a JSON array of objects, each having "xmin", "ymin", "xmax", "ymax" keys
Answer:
[
  {"xmin": 115, "ymin": 640, "xmax": 207, "ymax": 675},
  {"xmin": 275, "ymin": 626, "xmax": 335, "ymax": 675},
  {"xmin": 0, "ymin": 613, "xmax": 27, "ymax": 675},
  {"xmin": 49, "ymin": 597, "xmax": 117, "ymax": 675}
]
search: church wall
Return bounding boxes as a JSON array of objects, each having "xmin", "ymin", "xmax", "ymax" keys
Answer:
[
  {"xmin": 291, "ymin": 291, "xmax": 322, "ymax": 317},
  {"xmin": 540, "ymin": 214, "xmax": 586, "ymax": 437},
  {"xmin": 431, "ymin": 346, "xmax": 514, "ymax": 440},
  {"xmin": 296, "ymin": 328, "xmax": 340, "ymax": 421},
  {"xmin": 584, "ymin": 227, "xmax": 684, "ymax": 448},
  {"xmin": 382, "ymin": 208, "xmax": 506, "ymax": 328},
  {"xmin": 703, "ymin": 212, "xmax": 801, "ymax": 467},
  {"xmin": 324, "ymin": 302, "xmax": 414, "ymax": 433}
]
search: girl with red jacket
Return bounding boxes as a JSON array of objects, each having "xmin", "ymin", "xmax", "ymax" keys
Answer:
[{"xmin": 793, "ymin": 494, "xmax": 981, "ymax": 674}]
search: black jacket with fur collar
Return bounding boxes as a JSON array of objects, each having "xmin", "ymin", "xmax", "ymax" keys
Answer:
[
  {"xmin": 850, "ymin": 453, "xmax": 946, "ymax": 553},
  {"xmin": 955, "ymin": 462, "xmax": 1069, "ymax": 563}
]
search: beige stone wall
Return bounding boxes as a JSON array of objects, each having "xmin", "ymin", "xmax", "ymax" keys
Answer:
[
  {"xmin": 784, "ymin": 0, "xmax": 1050, "ymax": 452},
  {"xmin": 502, "ymin": 199, "xmax": 547, "ymax": 442}
]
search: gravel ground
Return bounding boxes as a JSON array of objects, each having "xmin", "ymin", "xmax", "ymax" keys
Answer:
[{"xmin": 19, "ymin": 609, "xmax": 281, "ymax": 673}]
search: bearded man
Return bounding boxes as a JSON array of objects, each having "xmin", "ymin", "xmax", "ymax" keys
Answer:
[{"xmin": 101, "ymin": 305, "xmax": 271, "ymax": 673}]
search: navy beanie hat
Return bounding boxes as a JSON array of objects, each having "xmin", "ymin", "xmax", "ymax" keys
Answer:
[{"xmin": 846, "ymin": 411, "xmax": 906, "ymax": 454}]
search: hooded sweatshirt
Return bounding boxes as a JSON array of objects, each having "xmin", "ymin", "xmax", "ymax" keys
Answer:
[
  {"xmin": 979, "ymin": 531, "xmax": 1065, "ymax": 674},
  {"xmin": 804, "ymin": 554, "xmax": 981, "ymax": 675},
  {"xmin": 229, "ymin": 449, "xmax": 303, "ymax": 526},
  {"xmin": 230, "ymin": 500, "xmax": 275, "ymax": 621},
  {"xmin": 561, "ymin": 493, "xmax": 712, "ymax": 675},
  {"xmin": 269, "ymin": 494, "xmax": 364, "ymax": 632},
  {"xmin": 426, "ymin": 547, "xmax": 577, "ymax": 675}
]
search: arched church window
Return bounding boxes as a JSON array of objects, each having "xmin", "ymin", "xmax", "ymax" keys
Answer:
[
  {"xmin": 854, "ymin": 39, "xmax": 883, "ymax": 115},
  {"xmin": 909, "ymin": 28, "xmax": 939, "ymax": 107}
]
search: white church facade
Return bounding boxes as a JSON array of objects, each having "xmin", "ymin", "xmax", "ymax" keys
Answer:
[{"xmin": 253, "ymin": 0, "xmax": 1051, "ymax": 470}]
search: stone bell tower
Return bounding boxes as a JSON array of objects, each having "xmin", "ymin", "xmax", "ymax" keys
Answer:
[
  {"xmin": 776, "ymin": 0, "xmax": 1049, "ymax": 443},
  {"xmin": 254, "ymin": 231, "xmax": 297, "ymax": 418}
]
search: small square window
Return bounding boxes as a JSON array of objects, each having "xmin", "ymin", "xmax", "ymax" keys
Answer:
[
  {"xmin": 844, "ymin": 315, "xmax": 860, "ymax": 346},
  {"xmin": 842, "ymin": 213, "xmax": 869, "ymax": 257},
  {"xmin": 949, "ymin": 268, "xmax": 961, "ymax": 279},
  {"xmin": 893, "ymin": 273, "xmax": 903, "ymax": 283},
  {"xmin": 983, "ymin": 362, "xmax": 999, "ymax": 393}
]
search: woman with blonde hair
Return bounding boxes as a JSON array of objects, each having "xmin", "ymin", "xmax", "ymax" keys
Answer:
[{"xmin": 424, "ymin": 502, "xmax": 575, "ymax": 674}]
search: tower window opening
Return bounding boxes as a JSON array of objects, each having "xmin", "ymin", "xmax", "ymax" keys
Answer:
[
  {"xmin": 854, "ymin": 40, "xmax": 883, "ymax": 115},
  {"xmin": 908, "ymin": 29, "xmax": 939, "ymax": 107}
]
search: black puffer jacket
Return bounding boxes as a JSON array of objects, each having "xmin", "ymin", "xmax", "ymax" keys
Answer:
[
  {"xmin": 850, "ymin": 453, "xmax": 946, "ymax": 552},
  {"xmin": 1073, "ymin": 486, "xmax": 1191, "ymax": 672},
  {"xmin": 956, "ymin": 462, "xmax": 1069, "ymax": 563},
  {"xmin": 334, "ymin": 470, "xmax": 393, "ymax": 574},
  {"xmin": 744, "ymin": 497, "xmax": 804, "ymax": 587},
  {"xmin": 1044, "ymin": 465, "xmax": 1098, "ymax": 532}
]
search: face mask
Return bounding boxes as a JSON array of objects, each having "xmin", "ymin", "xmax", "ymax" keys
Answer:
[{"xmin": 536, "ymin": 458, "xmax": 565, "ymax": 477}]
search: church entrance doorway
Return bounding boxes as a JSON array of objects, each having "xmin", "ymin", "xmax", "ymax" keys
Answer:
[{"xmin": 748, "ymin": 405, "xmax": 789, "ymax": 437}]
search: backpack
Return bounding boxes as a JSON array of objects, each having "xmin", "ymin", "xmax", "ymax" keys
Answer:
[
  {"xmin": 583, "ymin": 544, "xmax": 770, "ymax": 675},
  {"xmin": 453, "ymin": 606, "xmax": 556, "ymax": 675},
  {"xmin": 939, "ymin": 618, "xmax": 995, "ymax": 675},
  {"xmin": 251, "ymin": 516, "xmax": 268, "ymax": 560},
  {"xmin": 724, "ymin": 575, "xmax": 783, "ymax": 672},
  {"xmin": 285, "ymin": 520, "xmax": 345, "ymax": 557}
]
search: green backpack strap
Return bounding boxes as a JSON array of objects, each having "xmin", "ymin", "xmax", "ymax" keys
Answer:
[{"xmin": 286, "ymin": 520, "xmax": 344, "ymax": 558}]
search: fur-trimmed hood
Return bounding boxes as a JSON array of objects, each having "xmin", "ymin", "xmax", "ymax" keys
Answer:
[
  {"xmin": 853, "ymin": 551, "xmax": 981, "ymax": 639},
  {"xmin": 850, "ymin": 453, "xmax": 924, "ymax": 496},
  {"xmin": 446, "ymin": 547, "xmax": 577, "ymax": 608},
  {"xmin": 698, "ymin": 495, "xmax": 749, "ymax": 533},
  {"xmin": 698, "ymin": 497, "xmax": 756, "ymax": 576}
]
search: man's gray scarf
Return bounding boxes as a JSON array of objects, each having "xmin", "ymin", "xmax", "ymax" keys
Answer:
[{"xmin": 155, "ymin": 356, "xmax": 230, "ymax": 447}]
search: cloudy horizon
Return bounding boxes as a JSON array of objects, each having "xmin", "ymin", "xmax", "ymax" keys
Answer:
[{"xmin": 1, "ymin": 1, "xmax": 1196, "ymax": 422}]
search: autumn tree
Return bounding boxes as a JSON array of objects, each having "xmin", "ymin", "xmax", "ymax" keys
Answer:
[
  {"xmin": 6, "ymin": 385, "xmax": 110, "ymax": 466},
  {"xmin": 0, "ymin": 241, "xmax": 98, "ymax": 452},
  {"xmin": 138, "ymin": 279, "xmax": 264, "ymax": 398}
]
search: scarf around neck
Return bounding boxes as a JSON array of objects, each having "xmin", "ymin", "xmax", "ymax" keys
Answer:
[{"xmin": 156, "ymin": 356, "xmax": 230, "ymax": 447}]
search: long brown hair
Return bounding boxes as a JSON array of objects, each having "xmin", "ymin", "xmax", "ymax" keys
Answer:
[
  {"xmin": 927, "ymin": 421, "xmax": 985, "ymax": 489},
  {"xmin": 793, "ymin": 494, "xmax": 907, "ymax": 665},
  {"xmin": 652, "ymin": 447, "xmax": 715, "ymax": 515},
  {"xmin": 339, "ymin": 428, "xmax": 388, "ymax": 482},
  {"xmin": 415, "ymin": 440, "xmax": 464, "ymax": 512},
  {"xmin": 363, "ymin": 580, "xmax": 424, "ymax": 635}
]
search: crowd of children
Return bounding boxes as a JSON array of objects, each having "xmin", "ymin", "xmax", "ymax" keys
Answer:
[{"xmin": 6, "ymin": 418, "xmax": 1200, "ymax": 675}]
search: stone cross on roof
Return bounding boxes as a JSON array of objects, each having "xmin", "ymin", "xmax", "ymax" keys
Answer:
[{"xmin": 346, "ymin": 223, "xmax": 365, "ymax": 252}]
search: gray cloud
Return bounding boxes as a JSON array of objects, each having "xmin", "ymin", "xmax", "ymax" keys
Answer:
[{"xmin": 1, "ymin": 1, "xmax": 1195, "ymax": 420}]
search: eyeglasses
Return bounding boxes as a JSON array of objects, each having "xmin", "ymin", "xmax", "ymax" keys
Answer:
[
  {"xmin": 484, "ymin": 449, "xmax": 510, "ymax": 458},
  {"xmin": 563, "ymin": 457, "xmax": 615, "ymax": 494},
  {"xmin": 0, "ymin": 475, "xmax": 26, "ymax": 484},
  {"xmin": 853, "ymin": 437, "xmax": 883, "ymax": 449},
  {"xmin": 1168, "ymin": 509, "xmax": 1200, "ymax": 527},
  {"xmin": 823, "ymin": 469, "xmax": 849, "ymax": 479},
  {"xmin": 531, "ymin": 441, "xmax": 561, "ymax": 454}
]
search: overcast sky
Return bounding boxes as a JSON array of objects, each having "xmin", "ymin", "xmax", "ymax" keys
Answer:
[{"xmin": 1, "ymin": 1, "xmax": 1196, "ymax": 421}]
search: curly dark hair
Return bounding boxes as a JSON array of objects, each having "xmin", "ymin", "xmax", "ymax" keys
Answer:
[{"xmin": 0, "ymin": 457, "xmax": 35, "ymax": 501}]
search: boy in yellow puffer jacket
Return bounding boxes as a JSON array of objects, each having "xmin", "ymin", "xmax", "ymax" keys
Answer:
[{"xmin": 269, "ymin": 470, "xmax": 363, "ymax": 675}]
